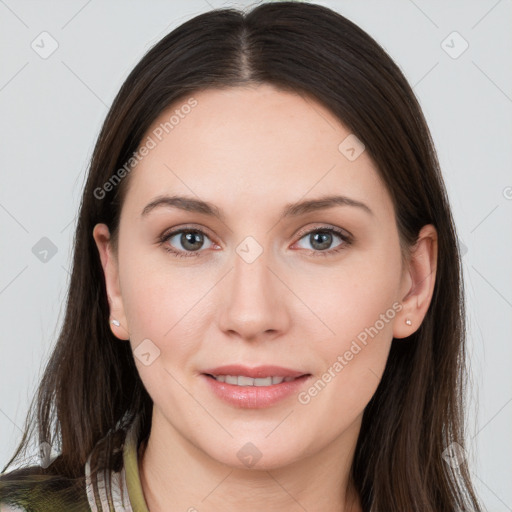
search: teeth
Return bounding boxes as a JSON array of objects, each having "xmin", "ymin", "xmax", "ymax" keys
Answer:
[{"xmin": 211, "ymin": 375, "xmax": 299, "ymax": 386}]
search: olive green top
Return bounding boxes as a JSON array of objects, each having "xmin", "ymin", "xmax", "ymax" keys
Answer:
[{"xmin": 0, "ymin": 414, "xmax": 150, "ymax": 512}]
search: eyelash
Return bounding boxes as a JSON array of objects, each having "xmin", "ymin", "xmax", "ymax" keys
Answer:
[{"xmin": 157, "ymin": 225, "xmax": 353, "ymax": 259}]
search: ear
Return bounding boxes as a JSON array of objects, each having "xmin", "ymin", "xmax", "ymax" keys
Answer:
[
  {"xmin": 393, "ymin": 224, "xmax": 438, "ymax": 339},
  {"xmin": 92, "ymin": 223, "xmax": 130, "ymax": 340}
]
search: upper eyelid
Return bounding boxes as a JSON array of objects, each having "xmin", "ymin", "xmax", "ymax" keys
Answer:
[
  {"xmin": 294, "ymin": 223, "xmax": 351, "ymax": 239},
  {"xmin": 161, "ymin": 223, "xmax": 215, "ymax": 239}
]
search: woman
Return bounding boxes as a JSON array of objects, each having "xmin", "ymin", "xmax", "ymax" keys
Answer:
[{"xmin": 0, "ymin": 2, "xmax": 483, "ymax": 511}]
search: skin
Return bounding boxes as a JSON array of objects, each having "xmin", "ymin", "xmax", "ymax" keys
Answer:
[{"xmin": 93, "ymin": 84, "xmax": 438, "ymax": 512}]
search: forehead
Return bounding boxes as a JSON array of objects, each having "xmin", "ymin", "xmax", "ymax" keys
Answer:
[{"xmin": 122, "ymin": 84, "xmax": 393, "ymax": 220}]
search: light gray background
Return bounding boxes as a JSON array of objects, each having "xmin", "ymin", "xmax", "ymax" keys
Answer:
[{"xmin": 1, "ymin": 1, "xmax": 511, "ymax": 510}]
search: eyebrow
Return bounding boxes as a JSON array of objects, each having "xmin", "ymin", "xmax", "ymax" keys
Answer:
[{"xmin": 140, "ymin": 193, "xmax": 373, "ymax": 221}]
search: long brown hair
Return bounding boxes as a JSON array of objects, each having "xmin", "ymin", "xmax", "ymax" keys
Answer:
[{"xmin": 1, "ymin": 2, "xmax": 483, "ymax": 510}]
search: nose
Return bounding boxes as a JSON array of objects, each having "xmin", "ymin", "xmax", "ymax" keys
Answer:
[{"xmin": 217, "ymin": 245, "xmax": 291, "ymax": 343}]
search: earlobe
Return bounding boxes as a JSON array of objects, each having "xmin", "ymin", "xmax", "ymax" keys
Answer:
[
  {"xmin": 393, "ymin": 224, "xmax": 438, "ymax": 339},
  {"xmin": 92, "ymin": 223, "xmax": 130, "ymax": 341}
]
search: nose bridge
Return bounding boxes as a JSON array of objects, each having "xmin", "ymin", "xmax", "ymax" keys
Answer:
[
  {"xmin": 218, "ymin": 234, "xmax": 288, "ymax": 339},
  {"xmin": 232, "ymin": 235, "xmax": 277, "ymax": 310}
]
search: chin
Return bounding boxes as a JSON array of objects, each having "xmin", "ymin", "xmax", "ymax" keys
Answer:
[{"xmin": 206, "ymin": 439, "xmax": 305, "ymax": 472}]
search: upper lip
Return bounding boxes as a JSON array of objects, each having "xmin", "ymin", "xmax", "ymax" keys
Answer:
[{"xmin": 202, "ymin": 365, "xmax": 309, "ymax": 379}]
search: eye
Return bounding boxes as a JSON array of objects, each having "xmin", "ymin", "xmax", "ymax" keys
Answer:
[
  {"xmin": 292, "ymin": 226, "xmax": 352, "ymax": 257},
  {"xmin": 158, "ymin": 227, "xmax": 216, "ymax": 258},
  {"xmin": 158, "ymin": 224, "xmax": 353, "ymax": 259}
]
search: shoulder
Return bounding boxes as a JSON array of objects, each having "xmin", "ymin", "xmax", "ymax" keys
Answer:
[{"xmin": 0, "ymin": 465, "xmax": 90, "ymax": 512}]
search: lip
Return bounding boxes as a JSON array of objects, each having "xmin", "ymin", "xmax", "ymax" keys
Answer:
[
  {"xmin": 202, "ymin": 364, "xmax": 307, "ymax": 379},
  {"xmin": 201, "ymin": 365, "xmax": 312, "ymax": 409}
]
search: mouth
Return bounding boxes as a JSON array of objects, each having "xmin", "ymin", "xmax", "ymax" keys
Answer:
[
  {"xmin": 200, "ymin": 365, "xmax": 312, "ymax": 408},
  {"xmin": 202, "ymin": 373, "xmax": 309, "ymax": 386},
  {"xmin": 201, "ymin": 364, "xmax": 310, "ymax": 385}
]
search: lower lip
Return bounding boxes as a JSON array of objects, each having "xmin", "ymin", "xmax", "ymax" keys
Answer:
[{"xmin": 202, "ymin": 374, "xmax": 311, "ymax": 408}]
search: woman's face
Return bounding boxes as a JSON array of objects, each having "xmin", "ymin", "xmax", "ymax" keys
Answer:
[{"xmin": 94, "ymin": 84, "xmax": 421, "ymax": 470}]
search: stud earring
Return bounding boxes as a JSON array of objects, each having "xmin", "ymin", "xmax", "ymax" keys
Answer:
[
  {"xmin": 111, "ymin": 319, "xmax": 120, "ymax": 327},
  {"xmin": 405, "ymin": 318, "xmax": 412, "ymax": 326}
]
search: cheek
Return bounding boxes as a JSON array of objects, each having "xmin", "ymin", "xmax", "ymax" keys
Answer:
[
  {"xmin": 297, "ymin": 290, "xmax": 396, "ymax": 424},
  {"xmin": 120, "ymin": 260, "xmax": 203, "ymax": 402},
  {"xmin": 119, "ymin": 243, "xmax": 205, "ymax": 336},
  {"xmin": 295, "ymin": 246, "xmax": 400, "ymax": 408},
  {"xmin": 297, "ymin": 243, "xmax": 402, "ymax": 339},
  {"xmin": 119, "ymin": 249, "xmax": 215, "ymax": 386}
]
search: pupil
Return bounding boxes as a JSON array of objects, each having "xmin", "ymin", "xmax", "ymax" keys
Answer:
[
  {"xmin": 311, "ymin": 232, "xmax": 331, "ymax": 250},
  {"xmin": 182, "ymin": 231, "xmax": 203, "ymax": 251}
]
